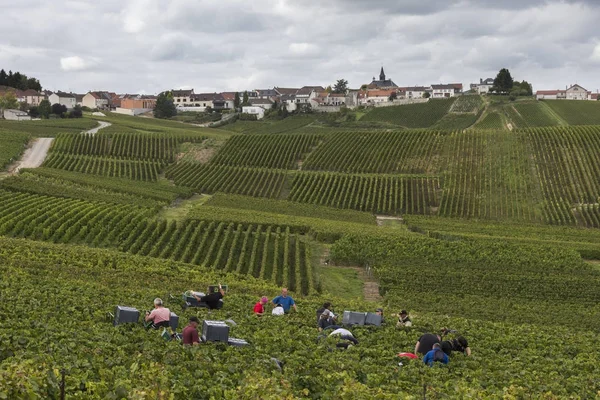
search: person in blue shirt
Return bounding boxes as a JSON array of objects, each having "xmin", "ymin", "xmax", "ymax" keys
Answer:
[
  {"xmin": 423, "ymin": 343, "xmax": 449, "ymax": 366},
  {"xmin": 272, "ymin": 288, "xmax": 297, "ymax": 313}
]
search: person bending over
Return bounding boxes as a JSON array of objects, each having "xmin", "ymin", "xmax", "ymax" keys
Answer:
[
  {"xmin": 329, "ymin": 327, "xmax": 359, "ymax": 349},
  {"xmin": 441, "ymin": 336, "xmax": 471, "ymax": 356},
  {"xmin": 423, "ymin": 343, "xmax": 449, "ymax": 366},
  {"xmin": 182, "ymin": 316, "xmax": 200, "ymax": 345},
  {"xmin": 415, "ymin": 332, "xmax": 441, "ymax": 355},
  {"xmin": 145, "ymin": 298, "xmax": 170, "ymax": 329}
]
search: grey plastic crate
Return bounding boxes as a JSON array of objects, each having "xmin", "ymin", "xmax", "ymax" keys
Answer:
[
  {"xmin": 114, "ymin": 306, "xmax": 140, "ymax": 326},
  {"xmin": 342, "ymin": 311, "xmax": 366, "ymax": 326},
  {"xmin": 201, "ymin": 320, "xmax": 230, "ymax": 342},
  {"xmin": 364, "ymin": 312, "xmax": 382, "ymax": 326}
]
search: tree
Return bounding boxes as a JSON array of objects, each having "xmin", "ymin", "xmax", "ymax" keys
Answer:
[
  {"xmin": 234, "ymin": 92, "xmax": 241, "ymax": 109},
  {"xmin": 70, "ymin": 105, "xmax": 83, "ymax": 118},
  {"xmin": 492, "ymin": 68, "xmax": 514, "ymax": 94},
  {"xmin": 389, "ymin": 92, "xmax": 397, "ymax": 101},
  {"xmin": 153, "ymin": 92, "xmax": 177, "ymax": 119},
  {"xmin": 242, "ymin": 91, "xmax": 249, "ymax": 106},
  {"xmin": 423, "ymin": 92, "xmax": 431, "ymax": 99},
  {"xmin": 51, "ymin": 103, "xmax": 67, "ymax": 118},
  {"xmin": 0, "ymin": 90, "xmax": 19, "ymax": 118},
  {"xmin": 28, "ymin": 106, "xmax": 39, "ymax": 118},
  {"xmin": 333, "ymin": 79, "xmax": 348, "ymax": 94},
  {"xmin": 0, "ymin": 69, "xmax": 6, "ymax": 86},
  {"xmin": 38, "ymin": 99, "xmax": 51, "ymax": 119}
]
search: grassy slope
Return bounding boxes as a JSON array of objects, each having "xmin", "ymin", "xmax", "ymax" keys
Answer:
[
  {"xmin": 0, "ymin": 118, "xmax": 97, "ymax": 137},
  {"xmin": 360, "ymin": 98, "xmax": 456, "ymax": 128},
  {"xmin": 544, "ymin": 99, "xmax": 600, "ymax": 125}
]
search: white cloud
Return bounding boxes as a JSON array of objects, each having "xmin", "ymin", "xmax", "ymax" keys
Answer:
[
  {"xmin": 289, "ymin": 43, "xmax": 320, "ymax": 56},
  {"xmin": 60, "ymin": 56, "xmax": 90, "ymax": 71},
  {"xmin": 591, "ymin": 43, "xmax": 600, "ymax": 62}
]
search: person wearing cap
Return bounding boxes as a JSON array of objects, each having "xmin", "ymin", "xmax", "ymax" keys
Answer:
[
  {"xmin": 396, "ymin": 310, "xmax": 412, "ymax": 328},
  {"xmin": 316, "ymin": 302, "xmax": 335, "ymax": 325},
  {"xmin": 182, "ymin": 316, "xmax": 200, "ymax": 345},
  {"xmin": 253, "ymin": 296, "xmax": 269, "ymax": 316},
  {"xmin": 318, "ymin": 309, "xmax": 340, "ymax": 332},
  {"xmin": 145, "ymin": 298, "xmax": 171, "ymax": 329}
]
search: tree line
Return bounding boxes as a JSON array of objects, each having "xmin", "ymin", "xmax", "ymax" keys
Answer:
[{"xmin": 0, "ymin": 69, "xmax": 42, "ymax": 91}]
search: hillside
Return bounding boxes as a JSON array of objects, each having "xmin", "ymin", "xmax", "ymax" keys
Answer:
[{"xmin": 1, "ymin": 109, "xmax": 600, "ymax": 397}]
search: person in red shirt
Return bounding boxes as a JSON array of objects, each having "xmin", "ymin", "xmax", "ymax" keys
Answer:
[
  {"xmin": 253, "ymin": 296, "xmax": 269, "ymax": 316},
  {"xmin": 182, "ymin": 316, "xmax": 200, "ymax": 345}
]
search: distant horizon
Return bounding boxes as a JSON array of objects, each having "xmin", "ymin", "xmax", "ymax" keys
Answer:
[{"xmin": 1, "ymin": 1, "xmax": 599, "ymax": 94}]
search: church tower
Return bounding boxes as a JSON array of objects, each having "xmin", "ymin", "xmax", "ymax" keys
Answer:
[{"xmin": 379, "ymin": 66, "xmax": 386, "ymax": 81}]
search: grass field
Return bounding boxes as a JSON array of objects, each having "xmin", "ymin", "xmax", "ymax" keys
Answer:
[{"xmin": 0, "ymin": 130, "xmax": 29, "ymax": 169}]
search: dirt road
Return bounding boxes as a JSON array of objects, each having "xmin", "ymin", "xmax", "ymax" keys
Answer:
[
  {"xmin": 13, "ymin": 138, "xmax": 54, "ymax": 173},
  {"xmin": 84, "ymin": 121, "xmax": 112, "ymax": 135}
]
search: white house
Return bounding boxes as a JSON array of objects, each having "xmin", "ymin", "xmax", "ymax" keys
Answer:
[
  {"xmin": 82, "ymin": 92, "xmax": 111, "ymax": 109},
  {"xmin": 242, "ymin": 106, "xmax": 266, "ymax": 119},
  {"xmin": 470, "ymin": 78, "xmax": 494, "ymax": 94},
  {"xmin": 565, "ymin": 84, "xmax": 589, "ymax": 100},
  {"xmin": 295, "ymin": 86, "xmax": 324, "ymax": 104},
  {"xmin": 401, "ymin": 86, "xmax": 429, "ymax": 99},
  {"xmin": 3, "ymin": 109, "xmax": 31, "ymax": 121},
  {"xmin": 431, "ymin": 84, "xmax": 457, "ymax": 98},
  {"xmin": 48, "ymin": 92, "xmax": 76, "ymax": 109},
  {"xmin": 536, "ymin": 84, "xmax": 590, "ymax": 100},
  {"xmin": 249, "ymin": 99, "xmax": 273, "ymax": 109}
]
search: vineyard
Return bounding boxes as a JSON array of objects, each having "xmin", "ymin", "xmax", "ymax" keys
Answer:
[
  {"xmin": 448, "ymin": 95, "xmax": 482, "ymax": 113},
  {"xmin": 360, "ymin": 98, "xmax": 456, "ymax": 128},
  {"xmin": 165, "ymin": 163, "xmax": 287, "ymax": 198},
  {"xmin": 0, "ymin": 130, "xmax": 29, "ymax": 168},
  {"xmin": 0, "ymin": 118, "xmax": 98, "ymax": 137},
  {"xmin": 438, "ymin": 130, "xmax": 539, "ymax": 221},
  {"xmin": 545, "ymin": 99, "xmax": 600, "ymax": 125},
  {"xmin": 473, "ymin": 112, "xmax": 504, "ymax": 129},
  {"xmin": 3, "ymin": 237, "xmax": 600, "ymax": 398},
  {"xmin": 526, "ymin": 125, "xmax": 600, "ymax": 227},
  {"xmin": 506, "ymin": 102, "xmax": 560, "ymax": 127},
  {"xmin": 209, "ymin": 133, "xmax": 321, "ymax": 169},
  {"xmin": 3, "ymin": 108, "xmax": 600, "ymax": 398},
  {"xmin": 302, "ymin": 130, "xmax": 445, "ymax": 173},
  {"xmin": 289, "ymin": 172, "xmax": 440, "ymax": 215}
]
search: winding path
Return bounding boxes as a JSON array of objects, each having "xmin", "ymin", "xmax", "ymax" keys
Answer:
[
  {"xmin": 12, "ymin": 138, "xmax": 54, "ymax": 173},
  {"xmin": 84, "ymin": 120, "xmax": 112, "ymax": 135}
]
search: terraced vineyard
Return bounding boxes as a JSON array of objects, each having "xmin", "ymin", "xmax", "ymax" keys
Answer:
[
  {"xmin": 165, "ymin": 163, "xmax": 287, "ymax": 197},
  {"xmin": 360, "ymin": 98, "xmax": 456, "ymax": 128},
  {"xmin": 289, "ymin": 172, "xmax": 440, "ymax": 215},
  {"xmin": 302, "ymin": 130, "xmax": 445, "ymax": 173},
  {"xmin": 223, "ymin": 115, "xmax": 317, "ymax": 134},
  {"xmin": 210, "ymin": 133, "xmax": 321, "ymax": 169}
]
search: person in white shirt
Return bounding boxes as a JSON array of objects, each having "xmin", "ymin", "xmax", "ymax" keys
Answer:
[{"xmin": 329, "ymin": 328, "xmax": 359, "ymax": 348}]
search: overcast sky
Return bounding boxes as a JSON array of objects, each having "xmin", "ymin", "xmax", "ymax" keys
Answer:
[{"xmin": 1, "ymin": 0, "xmax": 599, "ymax": 94}]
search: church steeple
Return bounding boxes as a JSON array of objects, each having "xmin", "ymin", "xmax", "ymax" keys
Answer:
[{"xmin": 379, "ymin": 66, "xmax": 386, "ymax": 81}]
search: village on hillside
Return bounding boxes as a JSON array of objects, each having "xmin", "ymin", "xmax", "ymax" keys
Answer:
[{"xmin": 0, "ymin": 66, "xmax": 599, "ymax": 121}]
